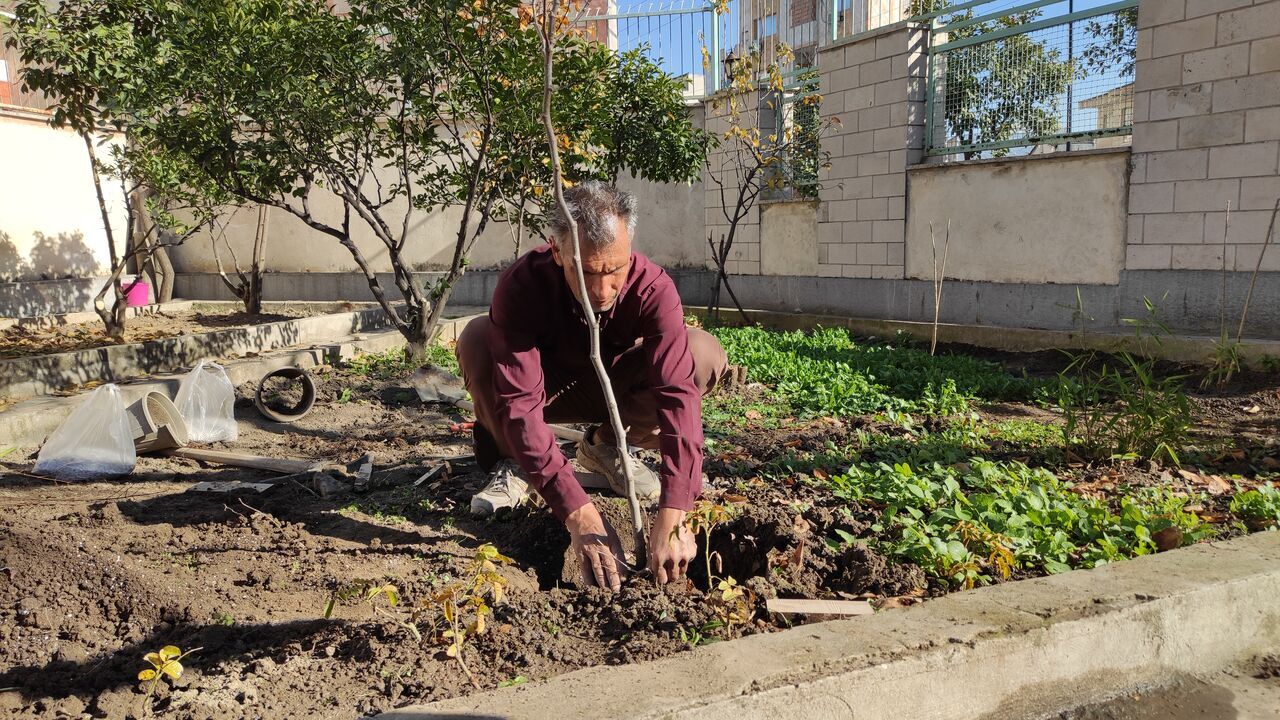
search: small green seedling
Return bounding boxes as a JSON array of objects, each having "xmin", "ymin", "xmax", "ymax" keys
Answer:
[
  {"xmin": 499, "ymin": 675, "xmax": 528, "ymax": 688},
  {"xmin": 138, "ymin": 645, "xmax": 200, "ymax": 712}
]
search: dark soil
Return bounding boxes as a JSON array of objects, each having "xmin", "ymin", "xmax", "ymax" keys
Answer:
[{"xmin": 0, "ymin": 352, "xmax": 1276, "ymax": 718}]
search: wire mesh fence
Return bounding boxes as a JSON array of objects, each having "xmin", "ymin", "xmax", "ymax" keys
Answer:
[{"xmin": 924, "ymin": 0, "xmax": 1137, "ymax": 158}]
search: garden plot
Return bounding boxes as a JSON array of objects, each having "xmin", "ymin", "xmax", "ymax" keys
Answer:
[{"xmin": 0, "ymin": 325, "xmax": 1278, "ymax": 719}]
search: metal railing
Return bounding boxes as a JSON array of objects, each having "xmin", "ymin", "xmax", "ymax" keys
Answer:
[{"xmin": 920, "ymin": 0, "xmax": 1137, "ymax": 158}]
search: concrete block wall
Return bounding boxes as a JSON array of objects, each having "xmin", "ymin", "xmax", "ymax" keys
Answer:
[
  {"xmin": 815, "ymin": 23, "xmax": 928, "ymax": 280},
  {"xmin": 1128, "ymin": 0, "xmax": 1280, "ymax": 272}
]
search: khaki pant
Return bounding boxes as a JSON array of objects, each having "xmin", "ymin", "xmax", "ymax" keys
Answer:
[{"xmin": 454, "ymin": 316, "xmax": 728, "ymax": 469}]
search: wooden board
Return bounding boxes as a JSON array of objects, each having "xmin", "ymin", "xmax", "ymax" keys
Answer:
[
  {"xmin": 765, "ymin": 598, "xmax": 875, "ymax": 616},
  {"xmin": 165, "ymin": 448, "xmax": 322, "ymax": 475}
]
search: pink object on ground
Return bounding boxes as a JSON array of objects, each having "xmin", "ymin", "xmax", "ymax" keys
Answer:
[{"xmin": 121, "ymin": 280, "xmax": 151, "ymax": 307}]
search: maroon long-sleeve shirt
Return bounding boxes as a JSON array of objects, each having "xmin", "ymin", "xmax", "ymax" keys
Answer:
[{"xmin": 486, "ymin": 244, "xmax": 703, "ymax": 521}]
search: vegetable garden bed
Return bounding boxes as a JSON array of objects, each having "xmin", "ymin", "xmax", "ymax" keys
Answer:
[{"xmin": 0, "ymin": 323, "xmax": 1276, "ymax": 719}]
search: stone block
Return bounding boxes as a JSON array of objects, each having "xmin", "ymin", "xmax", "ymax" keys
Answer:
[
  {"xmin": 829, "ymin": 65, "xmax": 860, "ymax": 93},
  {"xmin": 885, "ymin": 242, "xmax": 905, "ymax": 266},
  {"xmin": 858, "ymin": 151, "xmax": 890, "ymax": 176},
  {"xmin": 1241, "ymin": 176, "xmax": 1280, "ymax": 210},
  {"xmin": 844, "ymin": 85, "xmax": 876, "ymax": 112},
  {"xmin": 1178, "ymin": 112, "xmax": 1245, "ymax": 147},
  {"xmin": 844, "ymin": 176, "xmax": 875, "ymax": 199},
  {"xmin": 873, "ymin": 79, "xmax": 903, "ymax": 107},
  {"xmin": 842, "ymin": 221, "xmax": 874, "ymax": 244},
  {"xmin": 1128, "ymin": 215, "xmax": 1145, "ymax": 245},
  {"xmin": 1138, "ymin": 28, "xmax": 1154, "ymax": 60},
  {"xmin": 1208, "ymin": 142, "xmax": 1279, "ymax": 178},
  {"xmin": 1234, "ymin": 244, "xmax": 1280, "ymax": 271},
  {"xmin": 860, "ymin": 104, "xmax": 892, "ymax": 131},
  {"xmin": 1225, "ymin": 210, "xmax": 1280, "ymax": 244},
  {"xmin": 1218, "ymin": 2, "xmax": 1280, "ymax": 45},
  {"xmin": 842, "ymin": 176, "xmax": 875, "ymax": 200},
  {"xmin": 873, "ymin": 173, "xmax": 905, "ymax": 197},
  {"xmin": 1171, "ymin": 244, "xmax": 1226, "ymax": 269},
  {"xmin": 829, "ymin": 199, "xmax": 859, "ymax": 222},
  {"xmin": 1135, "ymin": 56, "xmax": 1184, "ymax": 91},
  {"xmin": 1246, "ymin": 107, "xmax": 1280, "ymax": 142},
  {"xmin": 1181, "ymin": 44, "xmax": 1250, "ymax": 83},
  {"xmin": 888, "ymin": 149, "xmax": 909, "ymax": 172},
  {"xmin": 1144, "ymin": 212, "xmax": 1205, "ymax": 243},
  {"xmin": 827, "ymin": 243, "xmax": 859, "ymax": 264},
  {"xmin": 1134, "ymin": 91, "xmax": 1151, "ymax": 123},
  {"xmin": 1173, "ymin": 178, "xmax": 1241, "ymax": 212},
  {"xmin": 828, "ymin": 155, "xmax": 861, "ymax": 179},
  {"xmin": 872, "ymin": 219, "xmax": 905, "ymax": 244},
  {"xmin": 886, "ymin": 196, "xmax": 905, "ymax": 220},
  {"xmin": 856, "ymin": 243, "xmax": 888, "ymax": 265},
  {"xmin": 1186, "ymin": 0, "xmax": 1252, "ymax": 19},
  {"xmin": 819, "ymin": 222, "xmax": 843, "ymax": 245},
  {"xmin": 1252, "ymin": 36, "xmax": 1280, "ymax": 74},
  {"xmin": 842, "ymin": 264, "xmax": 874, "ymax": 278},
  {"xmin": 845, "ymin": 38, "xmax": 876, "ymax": 67},
  {"xmin": 875, "ymin": 31, "xmax": 905, "ymax": 60},
  {"xmin": 844, "ymin": 129, "xmax": 875, "ymax": 155},
  {"xmin": 1134, "ymin": 119, "xmax": 1181, "ymax": 152},
  {"xmin": 1129, "ymin": 182, "xmax": 1177, "ymax": 214},
  {"xmin": 1148, "ymin": 84, "xmax": 1213, "ymax": 121},
  {"xmin": 1153, "ymin": 16, "xmax": 1218, "ymax": 58},
  {"xmin": 1212, "ymin": 72, "xmax": 1280, "ymax": 112},
  {"xmin": 1138, "ymin": 0, "xmax": 1184, "ymax": 28},
  {"xmin": 1147, "ymin": 148, "xmax": 1209, "ymax": 181},
  {"xmin": 873, "ymin": 127, "xmax": 902, "ymax": 152},
  {"xmin": 817, "ymin": 263, "xmax": 843, "ymax": 278},
  {"xmin": 871, "ymin": 265, "xmax": 904, "ymax": 279},
  {"xmin": 1126, "ymin": 244, "xmax": 1173, "ymax": 270},
  {"xmin": 861, "ymin": 58, "xmax": 892, "ymax": 86},
  {"xmin": 857, "ymin": 197, "xmax": 889, "ymax": 221},
  {"xmin": 1131, "ymin": 154, "xmax": 1148, "ymax": 184}
]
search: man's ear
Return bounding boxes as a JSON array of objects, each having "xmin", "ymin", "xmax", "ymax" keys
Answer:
[{"xmin": 549, "ymin": 238, "xmax": 564, "ymax": 267}]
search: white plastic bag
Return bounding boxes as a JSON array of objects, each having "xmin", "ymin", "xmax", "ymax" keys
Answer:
[
  {"xmin": 174, "ymin": 360, "xmax": 238, "ymax": 443},
  {"xmin": 34, "ymin": 384, "xmax": 136, "ymax": 480}
]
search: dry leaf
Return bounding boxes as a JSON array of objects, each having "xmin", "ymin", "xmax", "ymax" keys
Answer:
[
  {"xmin": 1261, "ymin": 457, "xmax": 1280, "ymax": 470},
  {"xmin": 745, "ymin": 409, "xmax": 763, "ymax": 421},
  {"xmin": 722, "ymin": 493, "xmax": 749, "ymax": 504},
  {"xmin": 1204, "ymin": 475, "xmax": 1233, "ymax": 495},
  {"xmin": 1152, "ymin": 526, "xmax": 1183, "ymax": 552},
  {"xmin": 813, "ymin": 468, "xmax": 829, "ymax": 481},
  {"xmin": 1242, "ymin": 404, "xmax": 1262, "ymax": 414}
]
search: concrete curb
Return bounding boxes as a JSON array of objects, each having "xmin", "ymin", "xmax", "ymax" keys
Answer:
[
  {"xmin": 689, "ymin": 307, "xmax": 1280, "ymax": 367},
  {"xmin": 0, "ymin": 305, "xmax": 407, "ymax": 402},
  {"xmin": 0, "ymin": 311, "xmax": 483, "ymax": 448},
  {"xmin": 384, "ymin": 530, "xmax": 1280, "ymax": 720}
]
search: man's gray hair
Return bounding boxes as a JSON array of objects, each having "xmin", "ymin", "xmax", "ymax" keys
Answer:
[{"xmin": 547, "ymin": 181, "xmax": 638, "ymax": 250}]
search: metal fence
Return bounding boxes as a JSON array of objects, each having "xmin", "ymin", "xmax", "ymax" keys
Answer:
[{"xmin": 921, "ymin": 0, "xmax": 1137, "ymax": 157}]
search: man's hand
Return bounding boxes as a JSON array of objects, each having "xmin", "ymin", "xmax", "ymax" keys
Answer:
[
  {"xmin": 648, "ymin": 507, "xmax": 697, "ymax": 584},
  {"xmin": 565, "ymin": 503, "xmax": 628, "ymax": 591}
]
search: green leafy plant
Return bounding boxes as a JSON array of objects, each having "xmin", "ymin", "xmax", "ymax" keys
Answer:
[
  {"xmin": 707, "ymin": 577, "xmax": 753, "ymax": 630},
  {"xmin": 498, "ymin": 675, "xmax": 528, "ymax": 688},
  {"xmin": 676, "ymin": 620, "xmax": 724, "ymax": 648},
  {"xmin": 1230, "ymin": 483, "xmax": 1280, "ymax": 529}
]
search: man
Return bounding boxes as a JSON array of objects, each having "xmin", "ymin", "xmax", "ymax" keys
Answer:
[{"xmin": 454, "ymin": 182, "xmax": 728, "ymax": 591}]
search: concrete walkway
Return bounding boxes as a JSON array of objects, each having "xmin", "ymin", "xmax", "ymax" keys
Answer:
[{"xmin": 384, "ymin": 530, "xmax": 1280, "ymax": 720}]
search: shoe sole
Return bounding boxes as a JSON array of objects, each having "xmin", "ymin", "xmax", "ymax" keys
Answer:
[{"xmin": 577, "ymin": 444, "xmax": 660, "ymax": 501}]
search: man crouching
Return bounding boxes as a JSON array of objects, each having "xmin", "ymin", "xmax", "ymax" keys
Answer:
[{"xmin": 454, "ymin": 182, "xmax": 728, "ymax": 590}]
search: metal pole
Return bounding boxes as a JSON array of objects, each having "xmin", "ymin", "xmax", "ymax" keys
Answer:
[
  {"xmin": 1066, "ymin": 0, "xmax": 1073, "ymax": 150},
  {"xmin": 830, "ymin": 0, "xmax": 839, "ymax": 43},
  {"xmin": 710, "ymin": 3, "xmax": 721, "ymax": 92}
]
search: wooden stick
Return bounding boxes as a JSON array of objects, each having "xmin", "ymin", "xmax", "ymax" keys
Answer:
[
  {"xmin": 164, "ymin": 448, "xmax": 321, "ymax": 475},
  {"xmin": 765, "ymin": 598, "xmax": 875, "ymax": 616}
]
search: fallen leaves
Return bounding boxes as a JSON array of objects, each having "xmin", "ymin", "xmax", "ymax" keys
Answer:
[{"xmin": 1177, "ymin": 468, "xmax": 1234, "ymax": 495}]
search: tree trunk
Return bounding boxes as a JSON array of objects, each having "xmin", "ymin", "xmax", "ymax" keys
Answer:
[
  {"xmin": 152, "ymin": 243, "xmax": 175, "ymax": 303},
  {"xmin": 248, "ymin": 204, "xmax": 269, "ymax": 314}
]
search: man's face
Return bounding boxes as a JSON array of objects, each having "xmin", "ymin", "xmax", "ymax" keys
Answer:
[{"xmin": 550, "ymin": 216, "xmax": 632, "ymax": 313}]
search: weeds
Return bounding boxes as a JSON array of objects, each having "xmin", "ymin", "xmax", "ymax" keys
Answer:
[
  {"xmin": 677, "ymin": 620, "xmax": 723, "ymax": 647},
  {"xmin": 419, "ymin": 544, "xmax": 513, "ymax": 686},
  {"xmin": 1230, "ymin": 483, "xmax": 1280, "ymax": 529},
  {"xmin": 710, "ymin": 326, "xmax": 1035, "ymax": 418},
  {"xmin": 344, "ymin": 344, "xmax": 459, "ymax": 379}
]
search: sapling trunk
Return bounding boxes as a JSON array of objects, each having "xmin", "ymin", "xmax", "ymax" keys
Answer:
[
  {"xmin": 537, "ymin": 0, "xmax": 647, "ymax": 566},
  {"xmin": 928, "ymin": 220, "xmax": 951, "ymax": 357}
]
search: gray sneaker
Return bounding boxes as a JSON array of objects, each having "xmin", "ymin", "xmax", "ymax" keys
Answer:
[
  {"xmin": 470, "ymin": 460, "xmax": 531, "ymax": 516},
  {"xmin": 576, "ymin": 428, "xmax": 660, "ymax": 502}
]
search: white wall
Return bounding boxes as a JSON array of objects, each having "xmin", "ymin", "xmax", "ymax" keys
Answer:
[
  {"xmin": 905, "ymin": 150, "xmax": 1130, "ymax": 286},
  {"xmin": 0, "ymin": 109, "xmax": 125, "ymax": 280},
  {"xmin": 170, "ymin": 105, "xmax": 708, "ymax": 274}
]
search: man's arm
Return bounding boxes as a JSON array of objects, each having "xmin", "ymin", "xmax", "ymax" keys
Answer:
[{"xmin": 640, "ymin": 280, "xmax": 703, "ymax": 512}]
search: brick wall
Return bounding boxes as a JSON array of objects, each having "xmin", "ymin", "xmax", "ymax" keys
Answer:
[
  {"xmin": 814, "ymin": 24, "xmax": 927, "ymax": 279},
  {"xmin": 1127, "ymin": 0, "xmax": 1280, "ymax": 272}
]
